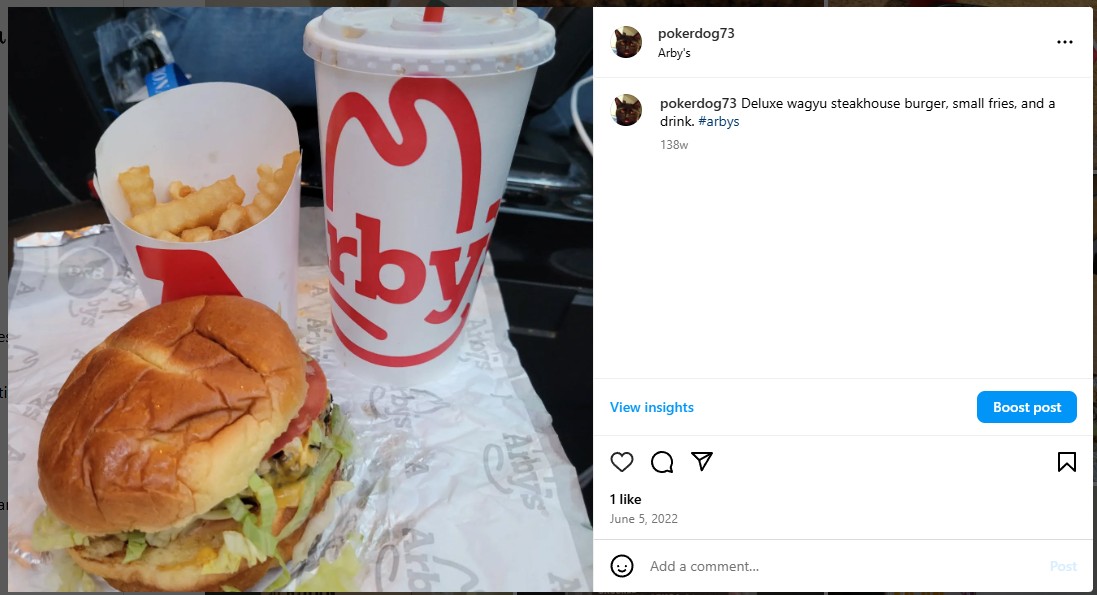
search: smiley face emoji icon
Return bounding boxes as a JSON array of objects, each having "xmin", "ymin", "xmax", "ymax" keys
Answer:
[{"xmin": 610, "ymin": 554, "xmax": 634, "ymax": 578}]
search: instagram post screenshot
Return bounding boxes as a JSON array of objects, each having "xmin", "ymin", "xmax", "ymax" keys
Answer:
[{"xmin": 1, "ymin": 2, "xmax": 1092, "ymax": 594}]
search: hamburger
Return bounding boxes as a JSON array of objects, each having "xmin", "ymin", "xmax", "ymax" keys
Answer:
[{"xmin": 32, "ymin": 295, "xmax": 349, "ymax": 592}]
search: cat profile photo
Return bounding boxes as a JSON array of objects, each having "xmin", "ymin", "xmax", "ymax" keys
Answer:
[
  {"xmin": 614, "ymin": 26, "xmax": 642, "ymax": 58},
  {"xmin": 613, "ymin": 94, "xmax": 642, "ymax": 127}
]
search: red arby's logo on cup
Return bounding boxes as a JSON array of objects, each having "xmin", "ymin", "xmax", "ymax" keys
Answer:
[{"xmin": 324, "ymin": 77, "xmax": 499, "ymax": 369}]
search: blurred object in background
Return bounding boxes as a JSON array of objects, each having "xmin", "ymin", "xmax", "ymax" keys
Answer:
[
  {"xmin": 94, "ymin": 9, "xmax": 174, "ymax": 107},
  {"xmin": 154, "ymin": 8, "xmax": 324, "ymax": 108},
  {"xmin": 9, "ymin": 8, "xmax": 115, "ymax": 219}
]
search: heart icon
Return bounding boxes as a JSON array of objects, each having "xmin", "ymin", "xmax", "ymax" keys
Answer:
[{"xmin": 610, "ymin": 452, "xmax": 634, "ymax": 472}]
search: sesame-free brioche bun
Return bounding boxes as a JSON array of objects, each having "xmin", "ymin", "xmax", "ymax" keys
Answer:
[
  {"xmin": 68, "ymin": 463, "xmax": 339, "ymax": 593},
  {"xmin": 38, "ymin": 295, "xmax": 307, "ymax": 536}
]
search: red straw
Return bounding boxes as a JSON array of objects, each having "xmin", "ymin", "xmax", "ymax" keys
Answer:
[{"xmin": 423, "ymin": 7, "xmax": 444, "ymax": 22}]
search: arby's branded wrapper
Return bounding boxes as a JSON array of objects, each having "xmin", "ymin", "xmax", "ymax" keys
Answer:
[
  {"xmin": 94, "ymin": 82, "xmax": 301, "ymax": 329},
  {"xmin": 304, "ymin": 7, "xmax": 556, "ymax": 384},
  {"xmin": 8, "ymin": 231, "xmax": 594, "ymax": 591}
]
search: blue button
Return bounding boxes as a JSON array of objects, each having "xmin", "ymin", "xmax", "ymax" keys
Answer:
[{"xmin": 977, "ymin": 391, "xmax": 1077, "ymax": 423}]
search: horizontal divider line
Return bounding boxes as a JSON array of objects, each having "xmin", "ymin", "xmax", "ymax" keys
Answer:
[
  {"xmin": 594, "ymin": 377, "xmax": 1090, "ymax": 380},
  {"xmin": 593, "ymin": 76, "xmax": 1089, "ymax": 80},
  {"xmin": 594, "ymin": 434, "xmax": 1092, "ymax": 437},
  {"xmin": 593, "ymin": 538, "xmax": 1092, "ymax": 541}
]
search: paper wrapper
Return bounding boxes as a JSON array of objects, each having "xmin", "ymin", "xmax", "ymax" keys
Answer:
[
  {"xmin": 93, "ymin": 82, "xmax": 301, "ymax": 329},
  {"xmin": 7, "ymin": 228, "xmax": 593, "ymax": 591}
]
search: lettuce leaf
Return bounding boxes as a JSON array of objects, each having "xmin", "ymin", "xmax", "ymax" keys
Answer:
[
  {"xmin": 144, "ymin": 521, "xmax": 196, "ymax": 548},
  {"xmin": 241, "ymin": 516, "xmax": 279, "ymax": 559},
  {"xmin": 206, "ymin": 404, "xmax": 353, "ymax": 582},
  {"xmin": 277, "ymin": 443, "xmax": 338, "ymax": 541},
  {"xmin": 122, "ymin": 533, "xmax": 146, "ymax": 563},
  {"xmin": 277, "ymin": 404, "xmax": 350, "ymax": 541},
  {"xmin": 201, "ymin": 531, "xmax": 267, "ymax": 575},
  {"xmin": 307, "ymin": 419, "xmax": 325, "ymax": 448},
  {"xmin": 231, "ymin": 473, "xmax": 281, "ymax": 563},
  {"xmin": 331, "ymin": 405, "xmax": 352, "ymax": 458},
  {"xmin": 224, "ymin": 497, "xmax": 251, "ymax": 523},
  {"xmin": 54, "ymin": 547, "xmax": 98, "ymax": 592},
  {"xmin": 31, "ymin": 509, "xmax": 89, "ymax": 552},
  {"xmin": 331, "ymin": 480, "xmax": 353, "ymax": 499},
  {"xmin": 333, "ymin": 435, "xmax": 352, "ymax": 458},
  {"xmin": 196, "ymin": 508, "xmax": 236, "ymax": 522},
  {"xmin": 248, "ymin": 474, "xmax": 277, "ymax": 532},
  {"xmin": 295, "ymin": 537, "xmax": 362, "ymax": 592}
]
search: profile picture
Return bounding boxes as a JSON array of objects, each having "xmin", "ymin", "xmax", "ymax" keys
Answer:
[
  {"xmin": 613, "ymin": 26, "xmax": 641, "ymax": 58},
  {"xmin": 612, "ymin": 94, "xmax": 642, "ymax": 127}
]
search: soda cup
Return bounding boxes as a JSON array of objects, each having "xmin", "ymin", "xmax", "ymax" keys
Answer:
[
  {"xmin": 94, "ymin": 83, "xmax": 302, "ymax": 330},
  {"xmin": 304, "ymin": 7, "xmax": 555, "ymax": 384}
]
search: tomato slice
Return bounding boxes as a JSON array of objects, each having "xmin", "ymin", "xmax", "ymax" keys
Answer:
[{"xmin": 265, "ymin": 357, "xmax": 329, "ymax": 458}]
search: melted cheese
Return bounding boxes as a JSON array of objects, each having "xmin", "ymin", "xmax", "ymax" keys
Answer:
[
  {"xmin": 260, "ymin": 433, "xmax": 321, "ymax": 487},
  {"xmin": 275, "ymin": 479, "xmax": 307, "ymax": 510},
  {"xmin": 158, "ymin": 546, "xmax": 218, "ymax": 571}
]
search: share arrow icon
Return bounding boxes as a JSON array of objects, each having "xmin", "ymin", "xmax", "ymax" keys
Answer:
[{"xmin": 691, "ymin": 452, "xmax": 713, "ymax": 472}]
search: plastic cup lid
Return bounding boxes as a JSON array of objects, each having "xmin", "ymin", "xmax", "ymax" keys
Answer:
[{"xmin": 304, "ymin": 7, "xmax": 555, "ymax": 77}]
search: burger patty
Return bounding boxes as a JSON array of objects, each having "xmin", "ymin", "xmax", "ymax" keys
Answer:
[
  {"xmin": 74, "ymin": 397, "xmax": 337, "ymax": 561},
  {"xmin": 80, "ymin": 537, "xmax": 125, "ymax": 559},
  {"xmin": 258, "ymin": 397, "xmax": 333, "ymax": 488}
]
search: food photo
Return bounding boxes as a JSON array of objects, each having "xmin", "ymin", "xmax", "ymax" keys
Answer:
[
  {"xmin": 34, "ymin": 296, "xmax": 345, "ymax": 592},
  {"xmin": 8, "ymin": 6, "xmax": 594, "ymax": 592}
]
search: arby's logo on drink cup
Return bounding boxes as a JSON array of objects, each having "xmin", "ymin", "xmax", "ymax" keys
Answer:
[
  {"xmin": 324, "ymin": 77, "xmax": 499, "ymax": 368},
  {"xmin": 304, "ymin": 7, "xmax": 555, "ymax": 378}
]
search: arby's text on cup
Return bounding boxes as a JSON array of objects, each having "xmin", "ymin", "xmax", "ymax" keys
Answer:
[{"xmin": 324, "ymin": 77, "xmax": 499, "ymax": 366}]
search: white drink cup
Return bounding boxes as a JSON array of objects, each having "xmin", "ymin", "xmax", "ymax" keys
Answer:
[
  {"xmin": 94, "ymin": 83, "xmax": 301, "ymax": 330},
  {"xmin": 304, "ymin": 7, "xmax": 555, "ymax": 384}
]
